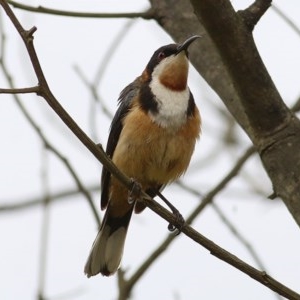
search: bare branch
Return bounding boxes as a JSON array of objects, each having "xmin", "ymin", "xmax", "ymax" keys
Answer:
[
  {"xmin": 118, "ymin": 147, "xmax": 300, "ymax": 300},
  {"xmin": 7, "ymin": 0, "xmax": 154, "ymax": 19},
  {"xmin": 141, "ymin": 194, "xmax": 300, "ymax": 300},
  {"xmin": 0, "ymin": 11, "xmax": 100, "ymax": 226},
  {"xmin": 0, "ymin": 85, "xmax": 39, "ymax": 94},
  {"xmin": 238, "ymin": 0, "xmax": 272, "ymax": 31},
  {"xmin": 210, "ymin": 202, "xmax": 285, "ymax": 300},
  {"xmin": 74, "ymin": 19, "xmax": 135, "ymax": 141},
  {"xmin": 0, "ymin": 79, "xmax": 101, "ymax": 226},
  {"xmin": 73, "ymin": 66, "xmax": 113, "ymax": 120},
  {"xmin": 0, "ymin": 0, "xmax": 133, "ymax": 199},
  {"xmin": 122, "ymin": 148, "xmax": 254, "ymax": 294}
]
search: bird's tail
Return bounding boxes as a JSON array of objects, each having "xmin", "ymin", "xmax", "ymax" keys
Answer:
[{"xmin": 84, "ymin": 205, "xmax": 134, "ymax": 277}]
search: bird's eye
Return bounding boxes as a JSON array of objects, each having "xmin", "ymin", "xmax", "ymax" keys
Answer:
[{"xmin": 158, "ymin": 51, "xmax": 165, "ymax": 60}]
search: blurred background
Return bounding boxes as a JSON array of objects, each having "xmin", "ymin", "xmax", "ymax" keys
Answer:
[{"xmin": 0, "ymin": 1, "xmax": 300, "ymax": 299}]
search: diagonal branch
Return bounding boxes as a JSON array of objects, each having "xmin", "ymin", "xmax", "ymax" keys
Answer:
[
  {"xmin": 118, "ymin": 147, "xmax": 255, "ymax": 298},
  {"xmin": 0, "ymin": 0, "xmax": 133, "ymax": 196},
  {"xmin": 272, "ymin": 4, "xmax": 300, "ymax": 36},
  {"xmin": 140, "ymin": 194, "xmax": 300, "ymax": 300},
  {"xmin": 0, "ymin": 61, "xmax": 101, "ymax": 226},
  {"xmin": 0, "ymin": 11, "xmax": 100, "ymax": 226}
]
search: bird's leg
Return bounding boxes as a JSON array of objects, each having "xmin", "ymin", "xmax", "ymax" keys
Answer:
[
  {"xmin": 152, "ymin": 189, "xmax": 185, "ymax": 234},
  {"xmin": 129, "ymin": 183, "xmax": 185, "ymax": 233},
  {"xmin": 128, "ymin": 178, "xmax": 142, "ymax": 204}
]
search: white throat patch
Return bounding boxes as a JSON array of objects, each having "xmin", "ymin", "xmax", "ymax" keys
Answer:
[{"xmin": 149, "ymin": 78, "xmax": 190, "ymax": 130}]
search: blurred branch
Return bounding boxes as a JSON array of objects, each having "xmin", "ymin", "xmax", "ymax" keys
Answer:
[
  {"xmin": 0, "ymin": 12, "xmax": 100, "ymax": 226},
  {"xmin": 141, "ymin": 192, "xmax": 300, "ymax": 300},
  {"xmin": 272, "ymin": 4, "xmax": 300, "ymax": 36},
  {"xmin": 74, "ymin": 65, "xmax": 110, "ymax": 111},
  {"xmin": 7, "ymin": 93, "xmax": 100, "ymax": 225},
  {"xmin": 0, "ymin": 184, "xmax": 99, "ymax": 212},
  {"xmin": 74, "ymin": 19, "xmax": 136, "ymax": 141},
  {"xmin": 37, "ymin": 148, "xmax": 50, "ymax": 300},
  {"xmin": 211, "ymin": 203, "xmax": 268, "ymax": 270},
  {"xmin": 0, "ymin": 0, "xmax": 133, "ymax": 203},
  {"xmin": 196, "ymin": 200, "xmax": 281, "ymax": 300},
  {"xmin": 7, "ymin": 0, "xmax": 154, "ymax": 19},
  {"xmin": 46, "ymin": 287, "xmax": 85, "ymax": 300},
  {"xmin": 118, "ymin": 147, "xmax": 255, "ymax": 299},
  {"xmin": 93, "ymin": 19, "xmax": 136, "ymax": 87}
]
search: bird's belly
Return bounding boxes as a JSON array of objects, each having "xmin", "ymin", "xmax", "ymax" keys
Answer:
[{"xmin": 112, "ymin": 107, "xmax": 200, "ymax": 186}]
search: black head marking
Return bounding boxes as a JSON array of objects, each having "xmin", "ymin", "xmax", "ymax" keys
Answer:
[{"xmin": 145, "ymin": 44, "xmax": 178, "ymax": 78}]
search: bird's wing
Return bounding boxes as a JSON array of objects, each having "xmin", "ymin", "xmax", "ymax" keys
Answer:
[{"xmin": 100, "ymin": 78, "xmax": 141, "ymax": 210}]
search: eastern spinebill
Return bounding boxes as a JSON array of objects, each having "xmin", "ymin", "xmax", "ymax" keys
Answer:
[{"xmin": 84, "ymin": 35, "xmax": 201, "ymax": 277}]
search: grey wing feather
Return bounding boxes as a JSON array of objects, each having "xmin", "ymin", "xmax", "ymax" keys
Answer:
[{"xmin": 100, "ymin": 78, "xmax": 141, "ymax": 210}]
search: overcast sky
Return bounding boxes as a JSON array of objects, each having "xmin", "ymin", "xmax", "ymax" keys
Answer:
[{"xmin": 1, "ymin": 1, "xmax": 300, "ymax": 300}]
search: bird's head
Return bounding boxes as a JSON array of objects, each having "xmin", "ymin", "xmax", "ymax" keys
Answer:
[{"xmin": 142, "ymin": 35, "xmax": 200, "ymax": 91}]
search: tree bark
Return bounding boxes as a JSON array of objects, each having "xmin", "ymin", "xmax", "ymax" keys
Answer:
[{"xmin": 150, "ymin": 0, "xmax": 300, "ymax": 226}]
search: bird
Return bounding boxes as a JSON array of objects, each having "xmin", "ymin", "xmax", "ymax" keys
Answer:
[{"xmin": 84, "ymin": 35, "xmax": 201, "ymax": 277}]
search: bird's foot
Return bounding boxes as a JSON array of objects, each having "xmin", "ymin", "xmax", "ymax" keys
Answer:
[
  {"xmin": 167, "ymin": 207, "xmax": 185, "ymax": 235},
  {"xmin": 128, "ymin": 178, "xmax": 142, "ymax": 204},
  {"xmin": 154, "ymin": 190, "xmax": 185, "ymax": 234}
]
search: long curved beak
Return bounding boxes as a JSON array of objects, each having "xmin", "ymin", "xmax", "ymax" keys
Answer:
[{"xmin": 176, "ymin": 35, "xmax": 201, "ymax": 54}]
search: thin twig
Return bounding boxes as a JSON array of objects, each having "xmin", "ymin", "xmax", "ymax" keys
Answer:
[
  {"xmin": 124, "ymin": 148, "xmax": 254, "ymax": 293},
  {"xmin": 0, "ymin": 0, "xmax": 134, "ymax": 218},
  {"xmin": 0, "ymin": 18, "xmax": 100, "ymax": 226},
  {"xmin": 210, "ymin": 202, "xmax": 283, "ymax": 300},
  {"xmin": 93, "ymin": 19, "xmax": 136, "ymax": 86},
  {"xmin": 272, "ymin": 4, "xmax": 300, "ymax": 37},
  {"xmin": 37, "ymin": 148, "xmax": 50, "ymax": 300},
  {"xmin": 0, "ymin": 184, "xmax": 99, "ymax": 213},
  {"xmin": 141, "ymin": 193, "xmax": 300, "ymax": 300},
  {"xmin": 176, "ymin": 148, "xmax": 273, "ymax": 270},
  {"xmin": 7, "ymin": 0, "xmax": 154, "ymax": 19},
  {"xmin": 73, "ymin": 19, "xmax": 136, "ymax": 140},
  {"xmin": 1, "ymin": 0, "xmax": 133, "ymax": 194},
  {"xmin": 120, "ymin": 147, "xmax": 289, "ymax": 300},
  {"xmin": 3, "ymin": 88, "xmax": 101, "ymax": 226},
  {"xmin": 73, "ymin": 66, "xmax": 111, "ymax": 116},
  {"xmin": 0, "ymin": 85, "xmax": 39, "ymax": 94}
]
